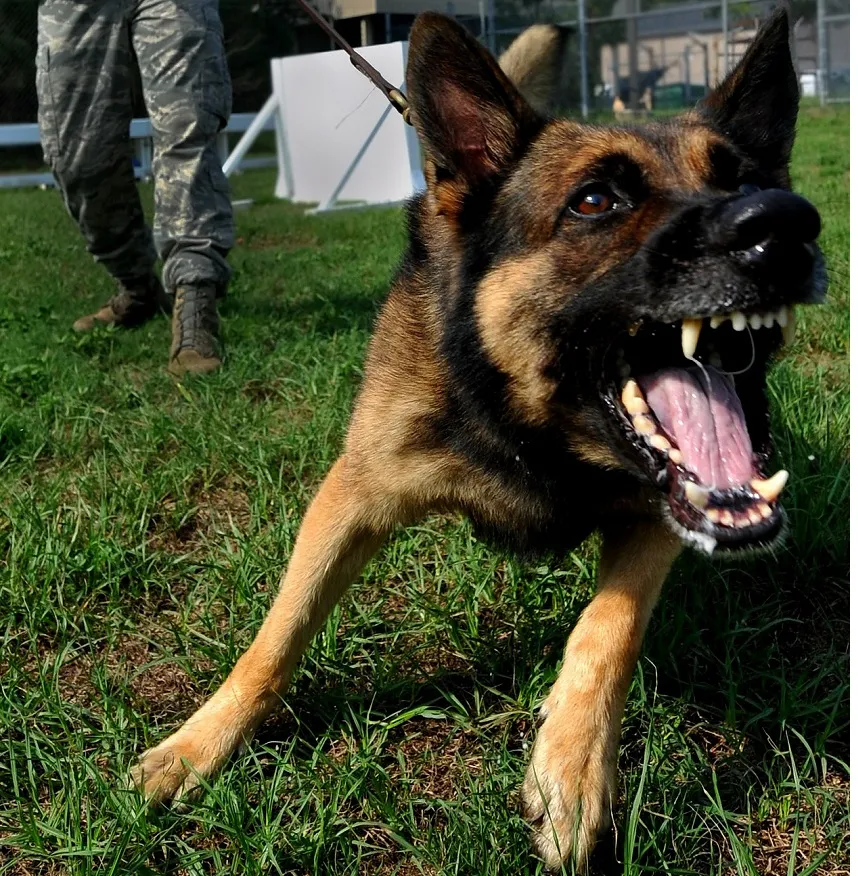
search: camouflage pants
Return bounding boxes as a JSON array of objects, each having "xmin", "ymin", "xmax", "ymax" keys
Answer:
[{"xmin": 36, "ymin": 0, "xmax": 234, "ymax": 293}]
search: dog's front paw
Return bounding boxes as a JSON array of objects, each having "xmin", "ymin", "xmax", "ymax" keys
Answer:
[
  {"xmin": 128, "ymin": 730, "xmax": 226, "ymax": 808},
  {"xmin": 520, "ymin": 701, "xmax": 615, "ymax": 871}
]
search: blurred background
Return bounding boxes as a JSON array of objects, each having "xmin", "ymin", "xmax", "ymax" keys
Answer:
[{"xmin": 0, "ymin": 0, "xmax": 849, "ymax": 172}]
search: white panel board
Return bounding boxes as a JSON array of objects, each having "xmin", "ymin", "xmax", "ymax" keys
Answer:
[{"xmin": 271, "ymin": 42, "xmax": 424, "ymax": 208}]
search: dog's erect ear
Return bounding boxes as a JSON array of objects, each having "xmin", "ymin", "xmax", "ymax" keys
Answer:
[
  {"xmin": 699, "ymin": 9, "xmax": 798, "ymax": 174},
  {"xmin": 406, "ymin": 13, "xmax": 542, "ymax": 187}
]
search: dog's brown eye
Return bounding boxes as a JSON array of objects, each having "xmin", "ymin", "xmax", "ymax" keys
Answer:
[{"xmin": 570, "ymin": 187, "xmax": 617, "ymax": 217}]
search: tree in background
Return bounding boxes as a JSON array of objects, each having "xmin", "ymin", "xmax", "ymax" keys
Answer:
[
  {"xmin": 0, "ymin": 0, "xmax": 38, "ymax": 124},
  {"xmin": 0, "ymin": 0, "xmax": 303, "ymax": 124}
]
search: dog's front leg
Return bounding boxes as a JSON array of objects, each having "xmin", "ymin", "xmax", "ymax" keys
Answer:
[
  {"xmin": 521, "ymin": 521, "xmax": 681, "ymax": 871},
  {"xmin": 130, "ymin": 455, "xmax": 397, "ymax": 805}
]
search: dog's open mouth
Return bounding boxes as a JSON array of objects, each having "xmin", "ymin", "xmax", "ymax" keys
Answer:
[{"xmin": 603, "ymin": 307, "xmax": 795, "ymax": 553}]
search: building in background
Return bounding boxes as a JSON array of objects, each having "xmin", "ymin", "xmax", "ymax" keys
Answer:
[
  {"xmin": 295, "ymin": 0, "xmax": 484, "ymax": 52},
  {"xmin": 597, "ymin": 1, "xmax": 850, "ymax": 110}
]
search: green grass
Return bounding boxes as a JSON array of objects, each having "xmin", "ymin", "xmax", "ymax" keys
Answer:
[{"xmin": 0, "ymin": 104, "xmax": 849, "ymax": 875}]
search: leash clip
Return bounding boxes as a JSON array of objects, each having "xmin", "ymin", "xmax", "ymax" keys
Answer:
[{"xmin": 387, "ymin": 88, "xmax": 412, "ymax": 126}]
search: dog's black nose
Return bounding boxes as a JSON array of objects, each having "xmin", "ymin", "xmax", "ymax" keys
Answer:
[{"xmin": 714, "ymin": 189, "xmax": 821, "ymax": 270}]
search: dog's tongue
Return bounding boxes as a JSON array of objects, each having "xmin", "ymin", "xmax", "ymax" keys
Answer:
[{"xmin": 638, "ymin": 366, "xmax": 754, "ymax": 490}]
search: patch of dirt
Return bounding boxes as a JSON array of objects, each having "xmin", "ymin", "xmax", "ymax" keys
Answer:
[
  {"xmin": 683, "ymin": 721, "xmax": 753, "ymax": 769},
  {"xmin": 147, "ymin": 476, "xmax": 251, "ymax": 555},
  {"xmin": 0, "ymin": 853, "xmax": 66, "ymax": 876},
  {"xmin": 351, "ymin": 832, "xmax": 433, "ymax": 876},
  {"xmin": 241, "ymin": 377, "xmax": 288, "ymax": 403},
  {"xmin": 239, "ymin": 382, "xmax": 317, "ymax": 431},
  {"xmin": 791, "ymin": 349, "xmax": 849, "ymax": 393},
  {"xmin": 20, "ymin": 626, "xmax": 206, "ymax": 728},
  {"xmin": 384, "ymin": 720, "xmax": 484, "ymax": 801},
  {"xmin": 745, "ymin": 768, "xmax": 850, "ymax": 876}
]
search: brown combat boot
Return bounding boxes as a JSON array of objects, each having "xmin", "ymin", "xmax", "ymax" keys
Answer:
[
  {"xmin": 72, "ymin": 274, "xmax": 167, "ymax": 332},
  {"xmin": 167, "ymin": 284, "xmax": 223, "ymax": 376}
]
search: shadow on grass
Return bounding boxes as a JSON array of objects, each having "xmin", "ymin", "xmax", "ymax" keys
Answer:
[{"xmin": 220, "ymin": 283, "xmax": 385, "ymax": 342}]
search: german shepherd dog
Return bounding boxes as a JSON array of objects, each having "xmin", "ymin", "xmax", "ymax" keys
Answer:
[{"xmin": 132, "ymin": 10, "xmax": 826, "ymax": 869}]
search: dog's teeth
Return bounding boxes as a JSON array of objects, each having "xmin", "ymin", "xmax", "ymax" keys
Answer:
[
  {"xmin": 783, "ymin": 307, "xmax": 797, "ymax": 346},
  {"xmin": 649, "ymin": 434, "xmax": 671, "ymax": 452},
  {"xmin": 621, "ymin": 379, "xmax": 644, "ymax": 407},
  {"xmin": 730, "ymin": 312, "xmax": 747, "ymax": 331},
  {"xmin": 750, "ymin": 470, "xmax": 788, "ymax": 503},
  {"xmin": 720, "ymin": 509, "xmax": 735, "ymax": 527},
  {"xmin": 762, "ymin": 311, "xmax": 775, "ymax": 328},
  {"xmin": 733, "ymin": 512, "xmax": 749, "ymax": 527},
  {"xmin": 775, "ymin": 306, "xmax": 789, "ymax": 327},
  {"xmin": 626, "ymin": 396, "xmax": 648, "ymax": 415},
  {"xmin": 747, "ymin": 507, "xmax": 762, "ymax": 525},
  {"xmin": 759, "ymin": 502, "xmax": 773, "ymax": 519},
  {"xmin": 684, "ymin": 481, "xmax": 709, "ymax": 509},
  {"xmin": 706, "ymin": 508, "xmax": 720, "ymax": 523},
  {"xmin": 632, "ymin": 414, "xmax": 656, "ymax": 436},
  {"xmin": 668, "ymin": 448, "xmax": 683, "ymax": 465},
  {"xmin": 710, "ymin": 315, "xmax": 727, "ymax": 329},
  {"xmin": 681, "ymin": 318, "xmax": 703, "ymax": 359},
  {"xmin": 749, "ymin": 313, "xmax": 762, "ymax": 330}
]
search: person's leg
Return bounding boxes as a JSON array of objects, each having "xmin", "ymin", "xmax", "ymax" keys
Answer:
[
  {"xmin": 36, "ymin": 0, "xmax": 165, "ymax": 330},
  {"xmin": 132, "ymin": 0, "xmax": 234, "ymax": 374}
]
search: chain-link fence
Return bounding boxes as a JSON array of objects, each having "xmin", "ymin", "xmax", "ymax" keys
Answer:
[
  {"xmin": 815, "ymin": 0, "xmax": 849, "ymax": 103},
  {"xmin": 488, "ymin": 0, "xmax": 850, "ymax": 116},
  {"xmin": 0, "ymin": 0, "xmax": 849, "ymax": 171}
]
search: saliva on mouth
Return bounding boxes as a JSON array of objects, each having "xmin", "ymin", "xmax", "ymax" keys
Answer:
[{"xmin": 610, "ymin": 307, "xmax": 796, "ymax": 554}]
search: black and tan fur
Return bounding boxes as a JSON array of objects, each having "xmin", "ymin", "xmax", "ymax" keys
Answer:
[{"xmin": 131, "ymin": 11, "xmax": 825, "ymax": 869}]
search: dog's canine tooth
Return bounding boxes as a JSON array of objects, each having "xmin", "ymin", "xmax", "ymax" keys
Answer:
[
  {"xmin": 668, "ymin": 448, "xmax": 683, "ymax": 465},
  {"xmin": 710, "ymin": 314, "xmax": 727, "ymax": 329},
  {"xmin": 750, "ymin": 470, "xmax": 788, "ymax": 502},
  {"xmin": 730, "ymin": 312, "xmax": 747, "ymax": 331},
  {"xmin": 783, "ymin": 307, "xmax": 797, "ymax": 345},
  {"xmin": 759, "ymin": 502, "xmax": 773, "ymax": 519},
  {"xmin": 649, "ymin": 434, "xmax": 671, "ymax": 452},
  {"xmin": 762, "ymin": 311, "xmax": 775, "ymax": 328},
  {"xmin": 632, "ymin": 414, "xmax": 656, "ymax": 436},
  {"xmin": 681, "ymin": 318, "xmax": 703, "ymax": 359},
  {"xmin": 775, "ymin": 306, "xmax": 789, "ymax": 327},
  {"xmin": 749, "ymin": 313, "xmax": 763, "ymax": 330},
  {"xmin": 684, "ymin": 481, "xmax": 709, "ymax": 509},
  {"xmin": 621, "ymin": 379, "xmax": 643, "ymax": 407}
]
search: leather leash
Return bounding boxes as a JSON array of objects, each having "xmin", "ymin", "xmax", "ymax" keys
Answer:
[{"xmin": 291, "ymin": 0, "xmax": 412, "ymax": 125}]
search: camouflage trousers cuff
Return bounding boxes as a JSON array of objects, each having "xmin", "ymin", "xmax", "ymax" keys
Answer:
[{"xmin": 162, "ymin": 249, "xmax": 232, "ymax": 298}]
